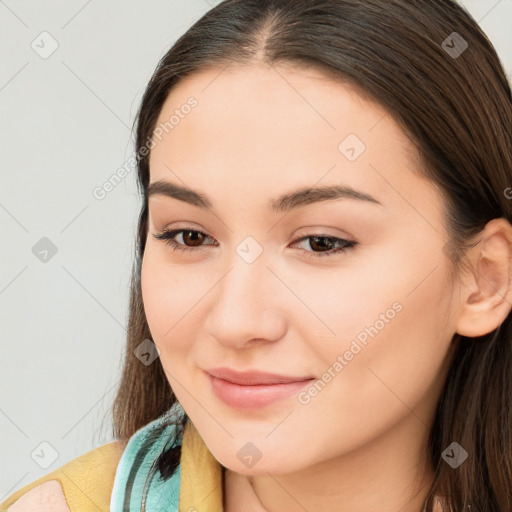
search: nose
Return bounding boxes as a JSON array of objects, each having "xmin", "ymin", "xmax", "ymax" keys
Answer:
[{"xmin": 204, "ymin": 256, "xmax": 288, "ymax": 350}]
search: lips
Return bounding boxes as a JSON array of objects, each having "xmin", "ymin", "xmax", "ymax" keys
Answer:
[
  {"xmin": 205, "ymin": 367, "xmax": 315, "ymax": 409},
  {"xmin": 205, "ymin": 367, "xmax": 314, "ymax": 385}
]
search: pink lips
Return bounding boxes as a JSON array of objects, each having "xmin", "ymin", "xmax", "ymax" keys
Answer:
[{"xmin": 205, "ymin": 367, "xmax": 315, "ymax": 409}]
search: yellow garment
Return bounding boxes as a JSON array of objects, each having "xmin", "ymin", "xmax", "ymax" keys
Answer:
[
  {"xmin": 0, "ymin": 421, "xmax": 224, "ymax": 511},
  {"xmin": 179, "ymin": 420, "xmax": 224, "ymax": 511}
]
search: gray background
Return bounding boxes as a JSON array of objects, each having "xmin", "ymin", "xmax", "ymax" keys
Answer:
[{"xmin": 1, "ymin": 0, "xmax": 511, "ymax": 499}]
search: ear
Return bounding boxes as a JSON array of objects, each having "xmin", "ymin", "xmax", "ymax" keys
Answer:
[{"xmin": 455, "ymin": 217, "xmax": 512, "ymax": 338}]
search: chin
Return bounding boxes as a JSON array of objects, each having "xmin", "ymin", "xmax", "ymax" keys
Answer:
[{"xmin": 212, "ymin": 446, "xmax": 303, "ymax": 476}]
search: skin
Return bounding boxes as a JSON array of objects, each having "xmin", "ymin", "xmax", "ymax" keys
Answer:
[{"xmin": 140, "ymin": 62, "xmax": 512, "ymax": 512}]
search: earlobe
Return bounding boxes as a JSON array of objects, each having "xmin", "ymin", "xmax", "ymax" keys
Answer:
[{"xmin": 455, "ymin": 218, "xmax": 512, "ymax": 338}]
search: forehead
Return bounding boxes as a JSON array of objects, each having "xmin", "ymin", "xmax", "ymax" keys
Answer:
[{"xmin": 148, "ymin": 63, "xmax": 438, "ymax": 217}]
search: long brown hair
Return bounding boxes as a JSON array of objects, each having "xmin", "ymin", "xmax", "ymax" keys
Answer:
[{"xmin": 111, "ymin": 1, "xmax": 512, "ymax": 509}]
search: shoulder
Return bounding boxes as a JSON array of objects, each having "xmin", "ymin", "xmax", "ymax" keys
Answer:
[
  {"xmin": 0, "ymin": 440, "xmax": 126, "ymax": 512},
  {"xmin": 1, "ymin": 404, "xmax": 187, "ymax": 512}
]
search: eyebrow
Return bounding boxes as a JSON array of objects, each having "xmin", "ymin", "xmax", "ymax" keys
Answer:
[{"xmin": 147, "ymin": 179, "xmax": 382, "ymax": 212}]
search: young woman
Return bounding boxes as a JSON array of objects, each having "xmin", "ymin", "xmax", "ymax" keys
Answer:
[{"xmin": 2, "ymin": 0, "xmax": 512, "ymax": 510}]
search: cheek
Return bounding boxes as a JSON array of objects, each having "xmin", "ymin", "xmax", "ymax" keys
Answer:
[
  {"xmin": 285, "ymin": 273, "xmax": 453, "ymax": 468},
  {"xmin": 283, "ymin": 249, "xmax": 404, "ymax": 368},
  {"xmin": 140, "ymin": 249, "xmax": 193, "ymax": 352},
  {"xmin": 304, "ymin": 244, "xmax": 454, "ymax": 420}
]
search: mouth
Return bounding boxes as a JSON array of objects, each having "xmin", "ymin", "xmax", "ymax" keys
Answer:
[
  {"xmin": 205, "ymin": 368, "xmax": 315, "ymax": 409},
  {"xmin": 205, "ymin": 367, "xmax": 315, "ymax": 385}
]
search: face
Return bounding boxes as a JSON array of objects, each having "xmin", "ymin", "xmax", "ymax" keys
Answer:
[{"xmin": 141, "ymin": 63, "xmax": 459, "ymax": 476}]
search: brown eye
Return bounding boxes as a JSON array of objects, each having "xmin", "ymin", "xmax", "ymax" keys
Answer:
[
  {"xmin": 308, "ymin": 236, "xmax": 336, "ymax": 253},
  {"xmin": 181, "ymin": 230, "xmax": 206, "ymax": 247},
  {"xmin": 291, "ymin": 234, "xmax": 358, "ymax": 258},
  {"xmin": 152, "ymin": 228, "xmax": 217, "ymax": 253}
]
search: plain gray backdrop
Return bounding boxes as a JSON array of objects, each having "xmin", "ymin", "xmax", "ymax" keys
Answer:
[{"xmin": 1, "ymin": 0, "xmax": 511, "ymax": 499}]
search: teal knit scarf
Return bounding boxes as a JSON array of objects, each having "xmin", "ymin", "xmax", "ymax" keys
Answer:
[{"xmin": 110, "ymin": 402, "xmax": 186, "ymax": 512}]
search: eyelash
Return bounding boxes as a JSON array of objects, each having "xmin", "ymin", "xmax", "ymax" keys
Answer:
[{"xmin": 152, "ymin": 228, "xmax": 358, "ymax": 258}]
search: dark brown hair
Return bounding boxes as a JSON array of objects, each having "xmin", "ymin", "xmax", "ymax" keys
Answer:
[{"xmin": 111, "ymin": 1, "xmax": 512, "ymax": 509}]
